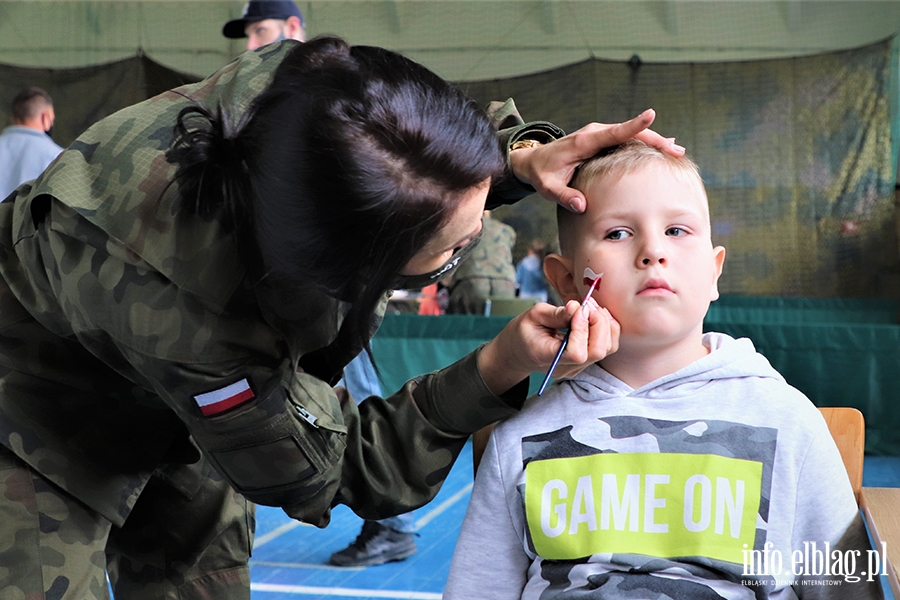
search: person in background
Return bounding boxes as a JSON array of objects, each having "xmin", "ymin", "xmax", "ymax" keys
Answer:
[
  {"xmin": 446, "ymin": 210, "xmax": 517, "ymax": 314},
  {"xmin": 416, "ymin": 283, "xmax": 446, "ymax": 316},
  {"xmin": 330, "ymin": 354, "xmax": 419, "ymax": 567},
  {"xmin": 222, "ymin": 0, "xmax": 306, "ymax": 50},
  {"xmin": 0, "ymin": 87, "xmax": 64, "ymax": 200},
  {"xmin": 515, "ymin": 239, "xmax": 549, "ymax": 302}
]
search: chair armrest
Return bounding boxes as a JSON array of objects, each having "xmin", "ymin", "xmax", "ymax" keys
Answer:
[{"xmin": 859, "ymin": 487, "xmax": 900, "ymax": 598}]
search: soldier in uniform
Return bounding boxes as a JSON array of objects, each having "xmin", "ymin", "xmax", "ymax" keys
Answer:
[
  {"xmin": 447, "ymin": 210, "xmax": 518, "ymax": 314},
  {"xmin": 0, "ymin": 37, "xmax": 680, "ymax": 599}
]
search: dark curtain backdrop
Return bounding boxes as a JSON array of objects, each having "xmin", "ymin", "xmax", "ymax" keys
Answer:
[
  {"xmin": 0, "ymin": 53, "xmax": 199, "ymax": 150},
  {"xmin": 460, "ymin": 38, "xmax": 898, "ymax": 298}
]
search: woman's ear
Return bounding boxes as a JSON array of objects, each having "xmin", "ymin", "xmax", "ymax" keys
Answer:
[{"xmin": 543, "ymin": 253, "xmax": 580, "ymax": 304}]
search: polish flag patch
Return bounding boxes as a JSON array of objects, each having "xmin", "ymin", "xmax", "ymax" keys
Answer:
[{"xmin": 194, "ymin": 378, "xmax": 255, "ymax": 417}]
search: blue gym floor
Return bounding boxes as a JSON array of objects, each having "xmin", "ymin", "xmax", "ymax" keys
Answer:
[
  {"xmin": 249, "ymin": 439, "xmax": 477, "ymax": 600},
  {"xmin": 249, "ymin": 443, "xmax": 900, "ymax": 600}
]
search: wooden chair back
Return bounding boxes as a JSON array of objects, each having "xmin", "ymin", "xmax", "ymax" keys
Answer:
[{"xmin": 818, "ymin": 406, "xmax": 865, "ymax": 502}]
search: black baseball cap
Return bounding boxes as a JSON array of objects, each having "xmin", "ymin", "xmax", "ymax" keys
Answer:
[{"xmin": 223, "ymin": 0, "xmax": 305, "ymax": 39}]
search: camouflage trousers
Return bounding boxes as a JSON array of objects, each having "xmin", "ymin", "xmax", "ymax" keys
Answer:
[
  {"xmin": 0, "ymin": 445, "xmax": 254, "ymax": 599},
  {"xmin": 447, "ymin": 277, "xmax": 517, "ymax": 315}
]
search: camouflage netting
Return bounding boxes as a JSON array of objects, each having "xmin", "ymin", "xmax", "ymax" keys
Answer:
[
  {"xmin": 463, "ymin": 38, "xmax": 899, "ymax": 298},
  {"xmin": 1, "ymin": 39, "xmax": 896, "ymax": 298}
]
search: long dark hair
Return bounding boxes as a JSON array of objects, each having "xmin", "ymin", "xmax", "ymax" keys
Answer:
[{"xmin": 167, "ymin": 37, "xmax": 505, "ymax": 374}]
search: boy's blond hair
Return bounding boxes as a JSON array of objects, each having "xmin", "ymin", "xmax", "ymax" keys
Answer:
[{"xmin": 557, "ymin": 139, "xmax": 706, "ymax": 256}]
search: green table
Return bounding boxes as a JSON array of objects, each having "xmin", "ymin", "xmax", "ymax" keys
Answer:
[{"xmin": 371, "ymin": 297, "xmax": 900, "ymax": 455}]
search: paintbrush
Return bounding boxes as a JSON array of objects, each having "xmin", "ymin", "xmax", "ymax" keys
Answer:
[{"xmin": 537, "ymin": 268, "xmax": 602, "ymax": 396}]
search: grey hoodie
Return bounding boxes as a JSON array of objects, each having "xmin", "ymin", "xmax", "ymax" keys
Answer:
[{"xmin": 445, "ymin": 333, "xmax": 882, "ymax": 600}]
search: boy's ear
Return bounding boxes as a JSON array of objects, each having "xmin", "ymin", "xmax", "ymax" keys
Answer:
[
  {"xmin": 543, "ymin": 253, "xmax": 580, "ymax": 303},
  {"xmin": 710, "ymin": 245, "xmax": 726, "ymax": 301}
]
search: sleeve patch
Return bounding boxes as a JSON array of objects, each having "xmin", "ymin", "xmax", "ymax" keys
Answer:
[{"xmin": 194, "ymin": 378, "xmax": 255, "ymax": 416}]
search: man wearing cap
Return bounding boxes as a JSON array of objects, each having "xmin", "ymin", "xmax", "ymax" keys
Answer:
[{"xmin": 223, "ymin": 0, "xmax": 306, "ymax": 50}]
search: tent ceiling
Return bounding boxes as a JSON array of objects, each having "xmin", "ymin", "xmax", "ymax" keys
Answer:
[{"xmin": 0, "ymin": 1, "xmax": 898, "ymax": 80}]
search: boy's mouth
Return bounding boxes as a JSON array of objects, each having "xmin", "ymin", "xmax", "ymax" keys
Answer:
[{"xmin": 639, "ymin": 279, "xmax": 673, "ymax": 293}]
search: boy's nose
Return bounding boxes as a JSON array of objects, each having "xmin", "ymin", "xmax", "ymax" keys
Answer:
[{"xmin": 639, "ymin": 246, "xmax": 667, "ymax": 267}]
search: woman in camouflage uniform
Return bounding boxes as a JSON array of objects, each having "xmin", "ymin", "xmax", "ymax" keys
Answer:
[{"xmin": 0, "ymin": 37, "xmax": 677, "ymax": 599}]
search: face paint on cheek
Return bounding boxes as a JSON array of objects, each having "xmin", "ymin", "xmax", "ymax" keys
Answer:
[{"xmin": 583, "ymin": 266, "xmax": 603, "ymax": 288}]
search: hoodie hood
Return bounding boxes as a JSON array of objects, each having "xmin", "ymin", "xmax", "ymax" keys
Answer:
[{"xmin": 567, "ymin": 332, "xmax": 784, "ymax": 402}]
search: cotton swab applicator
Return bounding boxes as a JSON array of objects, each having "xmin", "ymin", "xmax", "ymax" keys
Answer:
[{"xmin": 537, "ymin": 267, "xmax": 602, "ymax": 396}]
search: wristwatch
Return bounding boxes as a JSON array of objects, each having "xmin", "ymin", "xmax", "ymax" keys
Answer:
[{"xmin": 510, "ymin": 138, "xmax": 543, "ymax": 151}]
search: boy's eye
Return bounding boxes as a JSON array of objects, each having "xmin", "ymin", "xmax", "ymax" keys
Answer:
[
  {"xmin": 605, "ymin": 229, "xmax": 630, "ymax": 241},
  {"xmin": 666, "ymin": 227, "xmax": 687, "ymax": 237}
]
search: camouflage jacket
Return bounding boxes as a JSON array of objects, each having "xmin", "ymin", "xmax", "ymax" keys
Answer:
[
  {"xmin": 0, "ymin": 40, "xmax": 562, "ymax": 528},
  {"xmin": 448, "ymin": 216, "xmax": 517, "ymax": 284}
]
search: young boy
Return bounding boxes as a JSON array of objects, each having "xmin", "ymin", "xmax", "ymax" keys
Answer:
[{"xmin": 444, "ymin": 141, "xmax": 882, "ymax": 599}]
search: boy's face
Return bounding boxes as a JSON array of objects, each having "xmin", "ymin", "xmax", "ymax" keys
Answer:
[{"xmin": 546, "ymin": 163, "xmax": 725, "ymax": 350}]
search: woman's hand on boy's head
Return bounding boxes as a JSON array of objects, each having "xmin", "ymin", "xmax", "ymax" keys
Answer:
[
  {"xmin": 477, "ymin": 300, "xmax": 619, "ymax": 396},
  {"xmin": 509, "ymin": 108, "xmax": 685, "ymax": 213}
]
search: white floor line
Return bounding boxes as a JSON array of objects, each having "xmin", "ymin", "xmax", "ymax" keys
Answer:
[
  {"xmin": 414, "ymin": 482, "xmax": 473, "ymax": 530},
  {"xmin": 250, "ymin": 583, "xmax": 442, "ymax": 599},
  {"xmin": 252, "ymin": 480, "xmax": 472, "ymax": 549},
  {"xmin": 250, "ymin": 560, "xmax": 364, "ymax": 572},
  {"xmin": 253, "ymin": 520, "xmax": 308, "ymax": 548}
]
